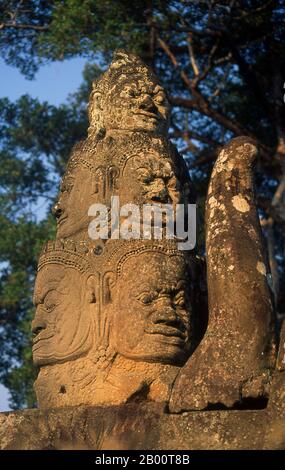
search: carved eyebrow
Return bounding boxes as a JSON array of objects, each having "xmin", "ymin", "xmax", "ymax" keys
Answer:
[
  {"xmin": 133, "ymin": 286, "xmax": 152, "ymax": 296},
  {"xmin": 33, "ymin": 289, "xmax": 48, "ymax": 306},
  {"xmin": 33, "ymin": 281, "xmax": 62, "ymax": 305},
  {"xmin": 33, "ymin": 292, "xmax": 39, "ymax": 306},
  {"xmin": 158, "ymin": 281, "xmax": 187, "ymax": 295},
  {"xmin": 153, "ymin": 85, "xmax": 164, "ymax": 94},
  {"xmin": 37, "ymin": 288, "xmax": 54, "ymax": 304}
]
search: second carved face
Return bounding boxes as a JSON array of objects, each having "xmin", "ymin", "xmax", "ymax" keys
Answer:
[
  {"xmin": 108, "ymin": 251, "xmax": 192, "ymax": 365},
  {"xmin": 52, "ymin": 165, "xmax": 98, "ymax": 239},
  {"xmin": 32, "ymin": 265, "xmax": 95, "ymax": 366},
  {"xmin": 100, "ymin": 77, "xmax": 170, "ymax": 135},
  {"xmin": 31, "ymin": 250, "xmax": 192, "ymax": 369}
]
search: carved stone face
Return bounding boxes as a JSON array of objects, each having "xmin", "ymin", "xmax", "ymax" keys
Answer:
[
  {"xmin": 53, "ymin": 165, "xmax": 96, "ymax": 239},
  {"xmin": 120, "ymin": 154, "xmax": 180, "ymax": 206},
  {"xmin": 32, "ymin": 265, "xmax": 94, "ymax": 366},
  {"xmin": 102, "ymin": 78, "xmax": 169, "ymax": 134},
  {"xmin": 109, "ymin": 252, "xmax": 191, "ymax": 364}
]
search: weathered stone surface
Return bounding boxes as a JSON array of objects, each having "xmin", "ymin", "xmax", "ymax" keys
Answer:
[
  {"xmin": 0, "ymin": 404, "xmax": 276, "ymax": 450},
  {"xmin": 264, "ymin": 368, "xmax": 285, "ymax": 449},
  {"xmin": 31, "ymin": 51, "xmax": 195, "ymax": 409},
  {"xmin": 32, "ymin": 239, "xmax": 194, "ymax": 408},
  {"xmin": 52, "ymin": 51, "xmax": 192, "ymax": 242},
  {"xmin": 2, "ymin": 368, "xmax": 284, "ymax": 450},
  {"xmin": 0, "ymin": 48, "xmax": 283, "ymax": 452},
  {"xmin": 27, "ymin": 50, "xmax": 282, "ymax": 447},
  {"xmin": 276, "ymin": 319, "xmax": 285, "ymax": 371},
  {"xmin": 170, "ymin": 137, "xmax": 276, "ymax": 412}
]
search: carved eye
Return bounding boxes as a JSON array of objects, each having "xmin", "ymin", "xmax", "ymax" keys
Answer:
[
  {"xmin": 61, "ymin": 177, "xmax": 74, "ymax": 193},
  {"xmin": 137, "ymin": 292, "xmax": 157, "ymax": 304},
  {"xmin": 137, "ymin": 168, "xmax": 153, "ymax": 184},
  {"xmin": 43, "ymin": 292, "xmax": 58, "ymax": 312},
  {"xmin": 44, "ymin": 303, "xmax": 56, "ymax": 313},
  {"xmin": 154, "ymin": 93, "xmax": 166, "ymax": 104},
  {"xmin": 128, "ymin": 89, "xmax": 136, "ymax": 98},
  {"xmin": 143, "ymin": 176, "xmax": 153, "ymax": 184}
]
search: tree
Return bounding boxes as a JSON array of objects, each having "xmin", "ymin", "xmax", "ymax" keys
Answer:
[{"xmin": 0, "ymin": 0, "xmax": 284, "ymax": 408}]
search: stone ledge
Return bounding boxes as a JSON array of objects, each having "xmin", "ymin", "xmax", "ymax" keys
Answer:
[
  {"xmin": 2, "ymin": 371, "xmax": 284, "ymax": 450},
  {"xmin": 0, "ymin": 401, "xmax": 283, "ymax": 450}
]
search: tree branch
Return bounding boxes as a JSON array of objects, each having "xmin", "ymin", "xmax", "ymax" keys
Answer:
[
  {"xmin": 169, "ymin": 95, "xmax": 253, "ymax": 137},
  {"xmin": 158, "ymin": 36, "xmax": 260, "ymax": 141},
  {"xmin": 157, "ymin": 36, "xmax": 193, "ymax": 90},
  {"xmin": 0, "ymin": 22, "xmax": 49, "ymax": 31},
  {"xmin": 192, "ymin": 40, "xmax": 220, "ymax": 88},
  {"xmin": 186, "ymin": 33, "xmax": 199, "ymax": 76},
  {"xmin": 170, "ymin": 129, "xmax": 220, "ymax": 148}
]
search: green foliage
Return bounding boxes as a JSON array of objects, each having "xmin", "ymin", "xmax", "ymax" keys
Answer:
[
  {"xmin": 0, "ymin": 215, "xmax": 56, "ymax": 408},
  {"xmin": 0, "ymin": 89, "xmax": 92, "ymax": 408},
  {"xmin": 0, "ymin": 1, "xmax": 53, "ymax": 78}
]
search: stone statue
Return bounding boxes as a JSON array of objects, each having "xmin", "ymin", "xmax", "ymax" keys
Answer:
[
  {"xmin": 87, "ymin": 50, "xmax": 170, "ymax": 139},
  {"xmin": 32, "ymin": 51, "xmax": 277, "ymax": 415},
  {"xmin": 32, "ymin": 241, "xmax": 97, "ymax": 367},
  {"xmin": 32, "ymin": 239, "xmax": 193, "ymax": 408},
  {"xmin": 52, "ymin": 51, "xmax": 193, "ymax": 241},
  {"xmin": 170, "ymin": 137, "xmax": 276, "ymax": 411},
  {"xmin": 2, "ymin": 49, "xmax": 285, "ymax": 451}
]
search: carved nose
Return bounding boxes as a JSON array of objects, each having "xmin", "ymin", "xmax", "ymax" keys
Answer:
[
  {"xmin": 32, "ymin": 325, "xmax": 45, "ymax": 337},
  {"xmin": 139, "ymin": 96, "xmax": 157, "ymax": 113},
  {"xmin": 31, "ymin": 317, "xmax": 46, "ymax": 336},
  {"xmin": 52, "ymin": 201, "xmax": 63, "ymax": 219},
  {"xmin": 152, "ymin": 302, "xmax": 183, "ymax": 328},
  {"xmin": 151, "ymin": 187, "xmax": 169, "ymax": 202}
]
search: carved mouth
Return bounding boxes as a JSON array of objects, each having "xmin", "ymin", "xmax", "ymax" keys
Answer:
[
  {"xmin": 57, "ymin": 215, "xmax": 68, "ymax": 227},
  {"xmin": 135, "ymin": 111, "xmax": 159, "ymax": 120},
  {"xmin": 145, "ymin": 325, "xmax": 186, "ymax": 340},
  {"xmin": 150, "ymin": 193, "xmax": 169, "ymax": 203},
  {"xmin": 33, "ymin": 333, "xmax": 54, "ymax": 347}
]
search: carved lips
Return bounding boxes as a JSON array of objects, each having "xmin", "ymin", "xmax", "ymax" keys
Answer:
[
  {"xmin": 146, "ymin": 323, "xmax": 187, "ymax": 343},
  {"xmin": 32, "ymin": 331, "xmax": 55, "ymax": 349},
  {"xmin": 134, "ymin": 110, "xmax": 160, "ymax": 120},
  {"xmin": 57, "ymin": 215, "xmax": 68, "ymax": 227},
  {"xmin": 144, "ymin": 309, "xmax": 188, "ymax": 347}
]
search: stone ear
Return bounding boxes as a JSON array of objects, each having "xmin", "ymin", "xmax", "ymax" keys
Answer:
[
  {"xmin": 88, "ymin": 90, "xmax": 106, "ymax": 140},
  {"xmin": 93, "ymin": 92, "xmax": 103, "ymax": 111},
  {"xmin": 103, "ymin": 271, "xmax": 116, "ymax": 304},
  {"xmin": 86, "ymin": 274, "xmax": 99, "ymax": 304}
]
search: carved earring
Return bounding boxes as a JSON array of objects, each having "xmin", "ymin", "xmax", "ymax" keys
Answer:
[
  {"xmin": 88, "ymin": 92, "xmax": 106, "ymax": 141},
  {"xmin": 86, "ymin": 275, "xmax": 99, "ymax": 304},
  {"xmin": 102, "ymin": 272, "xmax": 116, "ymax": 304},
  {"xmin": 94, "ymin": 93, "xmax": 103, "ymax": 110}
]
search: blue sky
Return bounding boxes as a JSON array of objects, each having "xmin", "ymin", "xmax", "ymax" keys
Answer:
[
  {"xmin": 0, "ymin": 56, "xmax": 88, "ymax": 411},
  {"xmin": 1, "ymin": 57, "xmax": 87, "ymax": 105}
]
